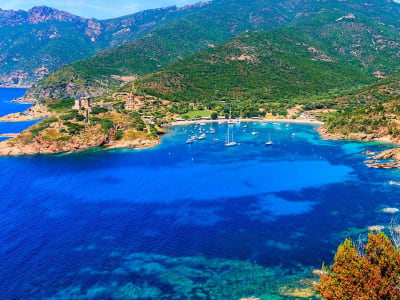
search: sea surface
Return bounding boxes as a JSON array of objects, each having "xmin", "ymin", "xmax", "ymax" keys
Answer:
[{"xmin": 0, "ymin": 88, "xmax": 399, "ymax": 299}]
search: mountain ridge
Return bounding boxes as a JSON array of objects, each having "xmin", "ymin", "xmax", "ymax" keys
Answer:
[{"xmin": 0, "ymin": 3, "xmax": 210, "ymax": 87}]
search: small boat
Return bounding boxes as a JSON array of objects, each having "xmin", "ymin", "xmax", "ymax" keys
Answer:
[
  {"xmin": 389, "ymin": 180, "xmax": 398, "ymax": 185},
  {"xmin": 213, "ymin": 138, "xmax": 218, "ymax": 142},
  {"xmin": 235, "ymin": 118, "xmax": 241, "ymax": 124},
  {"xmin": 292, "ymin": 133, "xmax": 296, "ymax": 137},
  {"xmin": 186, "ymin": 138, "xmax": 194, "ymax": 144},
  {"xmin": 382, "ymin": 207, "xmax": 399, "ymax": 214},
  {"xmin": 200, "ymin": 122, "xmax": 206, "ymax": 126},
  {"xmin": 225, "ymin": 142, "xmax": 238, "ymax": 147},
  {"xmin": 227, "ymin": 107, "xmax": 236, "ymax": 124},
  {"xmin": 218, "ymin": 121, "xmax": 224, "ymax": 125},
  {"xmin": 225, "ymin": 123, "xmax": 237, "ymax": 147},
  {"xmin": 285, "ymin": 124, "xmax": 290, "ymax": 128},
  {"xmin": 368, "ymin": 225, "xmax": 385, "ymax": 231},
  {"xmin": 265, "ymin": 134, "xmax": 273, "ymax": 146},
  {"xmin": 252, "ymin": 131, "xmax": 258, "ymax": 136},
  {"xmin": 210, "ymin": 128, "xmax": 215, "ymax": 134},
  {"xmin": 192, "ymin": 135, "xmax": 198, "ymax": 140},
  {"xmin": 198, "ymin": 133, "xmax": 206, "ymax": 140},
  {"xmin": 242, "ymin": 124, "xmax": 247, "ymax": 128}
]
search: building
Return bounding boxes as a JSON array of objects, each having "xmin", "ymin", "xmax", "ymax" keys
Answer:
[{"xmin": 73, "ymin": 97, "xmax": 92, "ymax": 110}]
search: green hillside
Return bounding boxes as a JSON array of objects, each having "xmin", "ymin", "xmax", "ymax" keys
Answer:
[
  {"xmin": 322, "ymin": 73, "xmax": 400, "ymax": 139},
  {"xmin": 133, "ymin": 14, "xmax": 400, "ymax": 110},
  {"xmin": 28, "ymin": 0, "xmax": 400, "ymax": 100}
]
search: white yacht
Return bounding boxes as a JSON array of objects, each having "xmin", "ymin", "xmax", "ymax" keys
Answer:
[
  {"xmin": 225, "ymin": 124, "xmax": 237, "ymax": 147},
  {"xmin": 265, "ymin": 134, "xmax": 273, "ymax": 146}
]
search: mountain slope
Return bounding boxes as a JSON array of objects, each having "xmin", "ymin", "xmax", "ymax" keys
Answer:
[
  {"xmin": 319, "ymin": 72, "xmax": 400, "ymax": 141},
  {"xmin": 26, "ymin": 0, "xmax": 400, "ymax": 99},
  {"xmin": 0, "ymin": 4, "xmax": 205, "ymax": 87},
  {"xmin": 132, "ymin": 14, "xmax": 400, "ymax": 104}
]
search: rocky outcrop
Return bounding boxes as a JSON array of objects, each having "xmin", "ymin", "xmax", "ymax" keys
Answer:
[
  {"xmin": 318, "ymin": 126, "xmax": 396, "ymax": 143},
  {"xmin": 318, "ymin": 126, "xmax": 376, "ymax": 141},
  {"xmin": 0, "ymin": 128, "xmax": 159, "ymax": 156},
  {"xmin": 373, "ymin": 148, "xmax": 400, "ymax": 161}
]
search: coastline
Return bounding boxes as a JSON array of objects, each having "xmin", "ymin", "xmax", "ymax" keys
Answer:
[
  {"xmin": 0, "ymin": 103, "xmax": 50, "ymax": 123},
  {"xmin": 1, "ymin": 114, "xmax": 399, "ymax": 160}
]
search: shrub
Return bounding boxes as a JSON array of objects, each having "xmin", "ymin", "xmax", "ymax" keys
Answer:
[
  {"xmin": 100, "ymin": 119, "xmax": 114, "ymax": 133},
  {"xmin": 115, "ymin": 130, "xmax": 123, "ymax": 140},
  {"xmin": 63, "ymin": 122, "xmax": 84, "ymax": 135},
  {"xmin": 91, "ymin": 107, "xmax": 108, "ymax": 115},
  {"xmin": 315, "ymin": 232, "xmax": 400, "ymax": 299},
  {"xmin": 47, "ymin": 99, "xmax": 75, "ymax": 111}
]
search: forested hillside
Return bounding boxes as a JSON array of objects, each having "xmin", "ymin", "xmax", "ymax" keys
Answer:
[{"xmin": 28, "ymin": 0, "xmax": 400, "ymax": 99}]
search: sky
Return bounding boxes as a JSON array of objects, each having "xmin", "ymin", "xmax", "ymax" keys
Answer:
[{"xmin": 0, "ymin": 0, "xmax": 202, "ymax": 19}]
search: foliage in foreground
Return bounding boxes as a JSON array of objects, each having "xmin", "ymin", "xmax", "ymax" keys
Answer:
[{"xmin": 315, "ymin": 231, "xmax": 400, "ymax": 299}]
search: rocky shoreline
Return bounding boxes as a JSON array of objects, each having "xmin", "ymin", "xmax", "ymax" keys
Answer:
[
  {"xmin": 0, "ymin": 103, "xmax": 50, "ymax": 122},
  {"xmin": 0, "ymin": 130, "xmax": 160, "ymax": 156}
]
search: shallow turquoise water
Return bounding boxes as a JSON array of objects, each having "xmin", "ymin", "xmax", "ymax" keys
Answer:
[{"xmin": 0, "ymin": 89, "xmax": 399, "ymax": 299}]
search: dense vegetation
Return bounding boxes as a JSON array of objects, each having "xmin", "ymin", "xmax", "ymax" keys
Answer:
[
  {"xmin": 322, "ymin": 73, "xmax": 400, "ymax": 139},
  {"xmin": 27, "ymin": 0, "xmax": 400, "ymax": 99},
  {"xmin": 316, "ymin": 231, "xmax": 400, "ymax": 299},
  {"xmin": 133, "ymin": 14, "xmax": 400, "ymax": 112}
]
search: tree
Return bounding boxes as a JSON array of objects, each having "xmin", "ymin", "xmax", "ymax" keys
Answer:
[
  {"xmin": 315, "ymin": 232, "xmax": 400, "ymax": 299},
  {"xmin": 211, "ymin": 112, "xmax": 218, "ymax": 120}
]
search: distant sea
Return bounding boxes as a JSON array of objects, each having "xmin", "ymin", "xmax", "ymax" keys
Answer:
[{"xmin": 0, "ymin": 88, "xmax": 399, "ymax": 299}]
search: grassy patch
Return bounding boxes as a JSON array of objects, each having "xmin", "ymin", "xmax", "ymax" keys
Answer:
[{"xmin": 181, "ymin": 110, "xmax": 215, "ymax": 118}]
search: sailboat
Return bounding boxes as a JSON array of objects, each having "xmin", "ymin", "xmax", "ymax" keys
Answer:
[
  {"xmin": 227, "ymin": 107, "xmax": 235, "ymax": 124},
  {"xmin": 225, "ymin": 124, "xmax": 237, "ymax": 147},
  {"xmin": 210, "ymin": 124, "xmax": 215, "ymax": 134},
  {"xmin": 265, "ymin": 133, "xmax": 273, "ymax": 146}
]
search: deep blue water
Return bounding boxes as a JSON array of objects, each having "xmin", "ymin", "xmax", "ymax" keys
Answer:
[{"xmin": 0, "ymin": 89, "xmax": 399, "ymax": 299}]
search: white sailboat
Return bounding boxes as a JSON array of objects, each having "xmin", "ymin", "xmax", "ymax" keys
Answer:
[
  {"xmin": 210, "ymin": 124, "xmax": 215, "ymax": 134},
  {"xmin": 225, "ymin": 124, "xmax": 237, "ymax": 147},
  {"xmin": 265, "ymin": 133, "xmax": 273, "ymax": 146},
  {"xmin": 227, "ymin": 107, "xmax": 235, "ymax": 124}
]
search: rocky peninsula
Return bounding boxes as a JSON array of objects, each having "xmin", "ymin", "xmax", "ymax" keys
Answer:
[{"xmin": 0, "ymin": 100, "xmax": 162, "ymax": 156}]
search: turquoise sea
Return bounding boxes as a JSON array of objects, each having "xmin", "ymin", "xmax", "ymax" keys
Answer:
[{"xmin": 0, "ymin": 88, "xmax": 399, "ymax": 299}]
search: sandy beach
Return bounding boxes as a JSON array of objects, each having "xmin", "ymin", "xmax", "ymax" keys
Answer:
[{"xmin": 169, "ymin": 117, "xmax": 323, "ymax": 127}]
